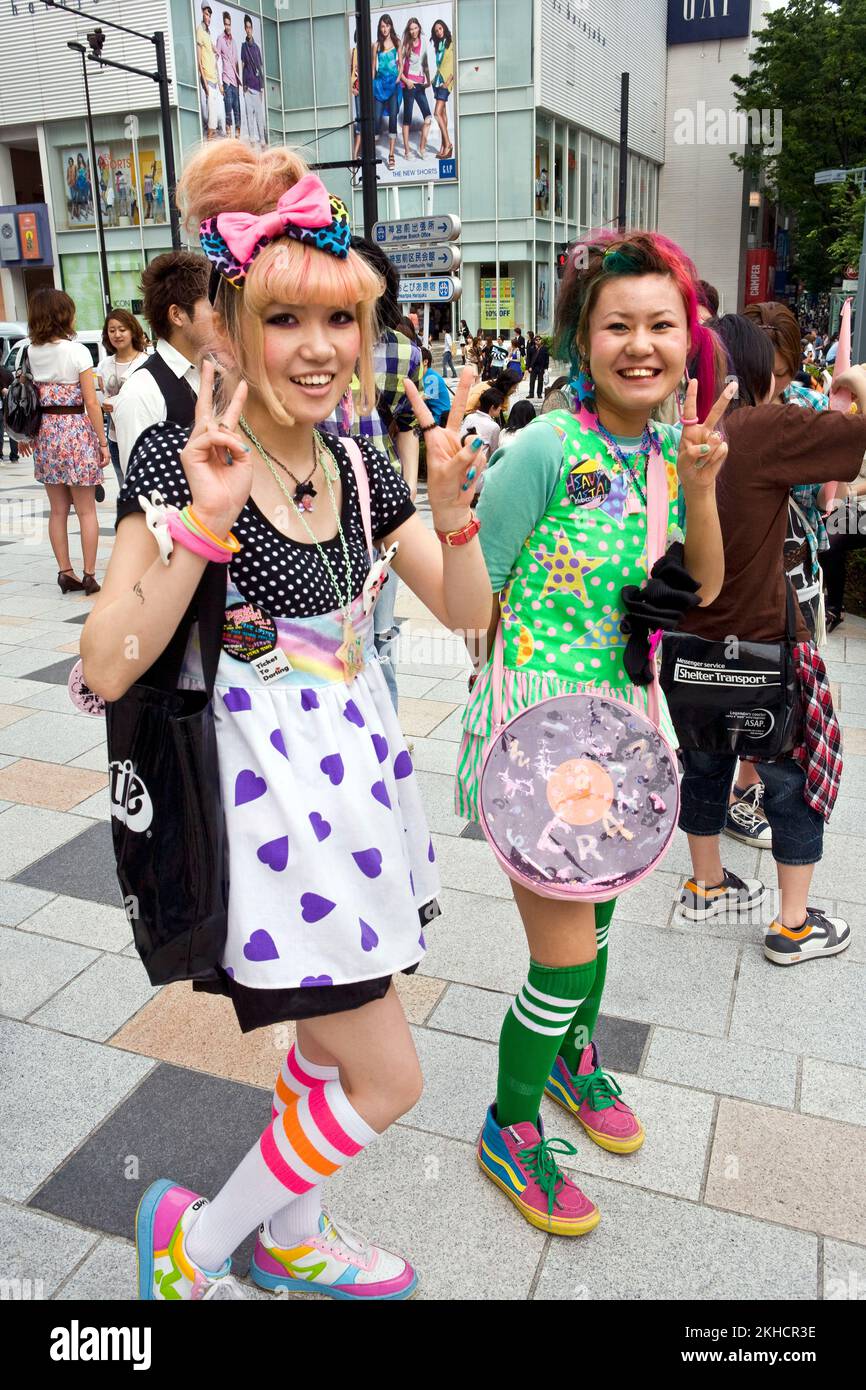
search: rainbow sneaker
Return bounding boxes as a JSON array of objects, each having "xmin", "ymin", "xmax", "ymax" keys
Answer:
[
  {"xmin": 250, "ymin": 1211, "xmax": 418, "ymax": 1300},
  {"xmin": 476, "ymin": 1104, "xmax": 600, "ymax": 1236},
  {"xmin": 545, "ymin": 1045, "xmax": 645, "ymax": 1154},
  {"xmin": 135, "ymin": 1180, "xmax": 245, "ymax": 1300}
]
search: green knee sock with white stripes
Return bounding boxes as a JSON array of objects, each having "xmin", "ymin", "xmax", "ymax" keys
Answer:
[
  {"xmin": 495, "ymin": 957, "xmax": 598, "ymax": 1129},
  {"xmin": 557, "ymin": 899, "xmax": 615, "ymax": 1075}
]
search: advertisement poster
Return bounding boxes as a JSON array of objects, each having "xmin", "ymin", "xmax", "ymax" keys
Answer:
[
  {"xmin": 536, "ymin": 264, "xmax": 551, "ymax": 334},
  {"xmin": 62, "ymin": 146, "xmax": 165, "ymax": 230},
  {"xmin": 18, "ymin": 212, "xmax": 40, "ymax": 259},
  {"xmin": 349, "ymin": 2, "xmax": 457, "ymax": 186},
  {"xmin": 136, "ymin": 151, "xmax": 165, "ymax": 225},
  {"xmin": 480, "ymin": 277, "xmax": 515, "ymax": 331},
  {"xmin": 193, "ymin": 2, "xmax": 268, "ymax": 147},
  {"xmin": 62, "ymin": 148, "xmax": 95, "ymax": 226}
]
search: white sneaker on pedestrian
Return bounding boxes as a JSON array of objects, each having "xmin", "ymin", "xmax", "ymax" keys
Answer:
[
  {"xmin": 725, "ymin": 783, "xmax": 773, "ymax": 848},
  {"xmin": 763, "ymin": 908, "xmax": 851, "ymax": 965}
]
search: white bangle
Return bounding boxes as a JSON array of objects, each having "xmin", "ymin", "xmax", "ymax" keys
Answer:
[{"xmin": 138, "ymin": 490, "xmax": 175, "ymax": 566}]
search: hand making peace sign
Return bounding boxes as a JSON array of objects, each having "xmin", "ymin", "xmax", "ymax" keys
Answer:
[
  {"xmin": 179, "ymin": 359, "xmax": 252, "ymax": 540},
  {"xmin": 676, "ymin": 376, "xmax": 737, "ymax": 493},
  {"xmin": 403, "ymin": 365, "xmax": 487, "ymax": 530}
]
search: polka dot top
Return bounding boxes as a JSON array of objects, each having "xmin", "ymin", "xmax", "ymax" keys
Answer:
[{"xmin": 117, "ymin": 423, "xmax": 415, "ymax": 617}]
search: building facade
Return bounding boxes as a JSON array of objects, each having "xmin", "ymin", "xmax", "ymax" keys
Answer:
[{"xmin": 1, "ymin": 0, "xmax": 669, "ymax": 336}]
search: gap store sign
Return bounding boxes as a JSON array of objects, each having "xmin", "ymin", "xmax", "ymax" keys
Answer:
[{"xmin": 667, "ymin": 0, "xmax": 751, "ymax": 45}]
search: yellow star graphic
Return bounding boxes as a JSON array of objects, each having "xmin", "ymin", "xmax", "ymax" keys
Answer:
[{"xmin": 533, "ymin": 528, "xmax": 607, "ymax": 606}]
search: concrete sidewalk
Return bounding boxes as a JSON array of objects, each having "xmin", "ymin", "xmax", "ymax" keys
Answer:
[{"xmin": 1, "ymin": 458, "xmax": 865, "ymax": 1301}]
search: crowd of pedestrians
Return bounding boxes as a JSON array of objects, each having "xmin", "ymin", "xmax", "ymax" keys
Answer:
[{"xmin": 3, "ymin": 131, "xmax": 865, "ymax": 1303}]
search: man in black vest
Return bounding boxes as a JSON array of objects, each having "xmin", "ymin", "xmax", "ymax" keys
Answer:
[{"xmin": 114, "ymin": 251, "xmax": 215, "ymax": 473}]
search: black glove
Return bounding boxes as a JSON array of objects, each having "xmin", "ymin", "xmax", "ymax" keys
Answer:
[{"xmin": 619, "ymin": 542, "xmax": 702, "ymax": 685}]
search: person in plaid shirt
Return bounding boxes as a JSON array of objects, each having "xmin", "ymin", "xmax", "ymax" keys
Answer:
[
  {"xmin": 321, "ymin": 239, "xmax": 422, "ymax": 710},
  {"xmin": 676, "ymin": 314, "xmax": 866, "ymax": 967}
]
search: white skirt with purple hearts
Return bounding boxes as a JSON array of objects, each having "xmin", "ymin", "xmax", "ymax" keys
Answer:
[{"xmin": 180, "ymin": 593, "xmax": 440, "ymax": 992}]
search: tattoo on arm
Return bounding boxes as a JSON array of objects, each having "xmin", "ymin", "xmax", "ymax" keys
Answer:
[{"xmin": 133, "ymin": 582, "xmax": 145, "ymax": 605}]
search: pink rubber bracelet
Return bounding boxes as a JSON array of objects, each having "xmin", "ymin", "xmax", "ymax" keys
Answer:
[{"xmin": 166, "ymin": 508, "xmax": 232, "ymax": 564}]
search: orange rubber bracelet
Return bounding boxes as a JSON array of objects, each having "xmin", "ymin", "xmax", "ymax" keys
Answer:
[{"xmin": 183, "ymin": 506, "xmax": 241, "ymax": 554}]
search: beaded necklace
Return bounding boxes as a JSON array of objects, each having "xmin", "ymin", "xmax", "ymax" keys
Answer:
[
  {"xmin": 239, "ymin": 421, "xmax": 364, "ymax": 681},
  {"xmin": 593, "ymin": 418, "xmax": 658, "ymax": 509}
]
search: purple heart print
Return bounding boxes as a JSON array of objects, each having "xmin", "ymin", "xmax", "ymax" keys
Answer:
[
  {"xmin": 300, "ymin": 688, "xmax": 320, "ymax": 711},
  {"xmin": 360, "ymin": 919, "xmax": 379, "ymax": 952},
  {"xmin": 309, "ymin": 812, "xmax": 332, "ymax": 842},
  {"xmin": 371, "ymin": 780, "xmax": 392, "ymax": 809},
  {"xmin": 393, "ymin": 750, "xmax": 413, "ymax": 780},
  {"xmin": 257, "ymin": 837, "xmax": 289, "ymax": 871},
  {"xmin": 301, "ymin": 893, "xmax": 336, "ymax": 923},
  {"xmin": 320, "ymin": 754, "xmax": 344, "ymax": 786},
  {"xmin": 235, "ymin": 770, "xmax": 267, "ymax": 806},
  {"xmin": 243, "ymin": 929, "xmax": 279, "ymax": 962},
  {"xmin": 270, "ymin": 729, "xmax": 288, "ymax": 758},
  {"xmin": 223, "ymin": 688, "xmax": 251, "ymax": 713},
  {"xmin": 343, "ymin": 699, "xmax": 365, "ymax": 728},
  {"xmin": 352, "ymin": 848, "xmax": 383, "ymax": 879}
]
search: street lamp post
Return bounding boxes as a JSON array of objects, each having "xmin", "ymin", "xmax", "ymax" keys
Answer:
[
  {"xmin": 814, "ymin": 166, "xmax": 866, "ymax": 364},
  {"xmin": 355, "ymin": 1, "xmax": 379, "ymax": 238},
  {"xmin": 68, "ymin": 41, "xmax": 112, "ymax": 316},
  {"xmin": 43, "ymin": 0, "xmax": 181, "ymax": 250}
]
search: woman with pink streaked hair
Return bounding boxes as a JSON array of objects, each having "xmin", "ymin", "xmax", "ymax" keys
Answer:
[{"xmin": 457, "ymin": 230, "xmax": 735, "ymax": 1237}]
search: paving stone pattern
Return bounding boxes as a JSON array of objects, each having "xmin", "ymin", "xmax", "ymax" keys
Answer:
[{"xmin": 1, "ymin": 460, "xmax": 865, "ymax": 1301}]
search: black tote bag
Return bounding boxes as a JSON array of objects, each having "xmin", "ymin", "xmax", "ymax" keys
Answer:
[
  {"xmin": 105, "ymin": 562, "xmax": 229, "ymax": 986},
  {"xmin": 659, "ymin": 582, "xmax": 803, "ymax": 760}
]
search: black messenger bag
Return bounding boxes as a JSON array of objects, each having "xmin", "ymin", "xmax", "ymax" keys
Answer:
[{"xmin": 659, "ymin": 582, "xmax": 803, "ymax": 759}]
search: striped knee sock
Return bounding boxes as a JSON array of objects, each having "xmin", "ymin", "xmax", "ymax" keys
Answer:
[
  {"xmin": 269, "ymin": 1043, "xmax": 340, "ymax": 1247},
  {"xmin": 184, "ymin": 1078, "xmax": 377, "ymax": 1272},
  {"xmin": 495, "ymin": 958, "xmax": 597, "ymax": 1129},
  {"xmin": 558, "ymin": 900, "xmax": 615, "ymax": 1074}
]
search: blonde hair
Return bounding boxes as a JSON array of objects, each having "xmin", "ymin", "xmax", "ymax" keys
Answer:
[{"xmin": 176, "ymin": 141, "xmax": 383, "ymax": 421}]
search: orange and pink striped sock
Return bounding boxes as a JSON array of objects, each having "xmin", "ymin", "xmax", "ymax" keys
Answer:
[
  {"xmin": 184, "ymin": 1076, "xmax": 377, "ymax": 1271},
  {"xmin": 269, "ymin": 1044, "xmax": 339, "ymax": 1246}
]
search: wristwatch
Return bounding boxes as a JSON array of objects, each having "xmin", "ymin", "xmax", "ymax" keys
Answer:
[{"xmin": 435, "ymin": 516, "xmax": 481, "ymax": 546}]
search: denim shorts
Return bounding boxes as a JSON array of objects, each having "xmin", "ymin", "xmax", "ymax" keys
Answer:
[
  {"xmin": 679, "ymin": 750, "xmax": 824, "ymax": 865},
  {"xmin": 432, "ymin": 84, "xmax": 450, "ymax": 101}
]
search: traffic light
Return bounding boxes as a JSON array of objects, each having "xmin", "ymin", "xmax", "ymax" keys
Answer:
[
  {"xmin": 86, "ymin": 28, "xmax": 106, "ymax": 57},
  {"xmin": 556, "ymin": 244, "xmax": 571, "ymax": 279}
]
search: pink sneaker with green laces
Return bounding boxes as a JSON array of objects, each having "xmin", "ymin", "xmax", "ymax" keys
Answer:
[
  {"xmin": 545, "ymin": 1044, "xmax": 644, "ymax": 1154},
  {"xmin": 476, "ymin": 1104, "xmax": 600, "ymax": 1236},
  {"xmin": 135, "ymin": 1180, "xmax": 245, "ymax": 1301}
]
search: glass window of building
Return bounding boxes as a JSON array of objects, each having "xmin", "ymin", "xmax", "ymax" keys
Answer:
[
  {"xmin": 590, "ymin": 138, "xmax": 600, "ymax": 227},
  {"xmin": 567, "ymin": 127, "xmax": 578, "ymax": 228},
  {"xmin": 639, "ymin": 159, "xmax": 648, "ymax": 228},
  {"xmin": 281, "ymin": 19, "xmax": 314, "ymax": 109},
  {"xmin": 602, "ymin": 143, "xmax": 613, "ymax": 230},
  {"xmin": 630, "ymin": 155, "xmax": 639, "ymax": 228},
  {"xmin": 497, "ymin": 111, "xmax": 532, "ymax": 219},
  {"xmin": 612, "ymin": 147, "xmax": 620, "ymax": 227},
  {"xmin": 579, "ymin": 132, "xmax": 588, "ymax": 232},
  {"xmin": 496, "ymin": 0, "xmax": 532, "ymax": 86},
  {"xmin": 462, "ymin": 114, "xmax": 495, "ymax": 220},
  {"xmin": 554, "ymin": 130, "xmax": 564, "ymax": 220},
  {"xmin": 535, "ymin": 116, "xmax": 551, "ymax": 218},
  {"xmin": 460, "ymin": 0, "xmax": 494, "ymax": 57}
]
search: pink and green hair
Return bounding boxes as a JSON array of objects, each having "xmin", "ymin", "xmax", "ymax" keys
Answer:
[{"xmin": 553, "ymin": 229, "xmax": 724, "ymax": 421}]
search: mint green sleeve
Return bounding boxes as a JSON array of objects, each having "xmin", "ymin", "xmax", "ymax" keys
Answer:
[{"xmin": 476, "ymin": 423, "xmax": 564, "ymax": 591}]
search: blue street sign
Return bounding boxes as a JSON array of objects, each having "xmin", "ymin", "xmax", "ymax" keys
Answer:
[
  {"xmin": 397, "ymin": 276, "xmax": 462, "ymax": 304},
  {"xmin": 388, "ymin": 245, "xmax": 462, "ymax": 273},
  {"xmin": 373, "ymin": 215, "xmax": 461, "ymax": 246}
]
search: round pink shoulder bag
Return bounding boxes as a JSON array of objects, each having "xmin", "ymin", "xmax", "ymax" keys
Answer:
[{"xmin": 478, "ymin": 448, "xmax": 680, "ymax": 901}]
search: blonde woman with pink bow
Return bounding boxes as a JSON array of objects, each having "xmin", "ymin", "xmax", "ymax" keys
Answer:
[{"xmin": 82, "ymin": 141, "xmax": 494, "ymax": 1302}]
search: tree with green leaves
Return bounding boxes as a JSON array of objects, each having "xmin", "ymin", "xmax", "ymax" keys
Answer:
[{"xmin": 731, "ymin": 0, "xmax": 866, "ymax": 291}]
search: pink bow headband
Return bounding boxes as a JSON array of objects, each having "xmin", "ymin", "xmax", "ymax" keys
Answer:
[{"xmin": 199, "ymin": 173, "xmax": 351, "ymax": 289}]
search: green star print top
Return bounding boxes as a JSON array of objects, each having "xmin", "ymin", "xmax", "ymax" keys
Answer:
[{"xmin": 477, "ymin": 409, "xmax": 682, "ymax": 692}]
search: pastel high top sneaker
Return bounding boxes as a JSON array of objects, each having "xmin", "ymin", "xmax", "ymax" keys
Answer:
[
  {"xmin": 546, "ymin": 1044, "xmax": 645, "ymax": 1153},
  {"xmin": 476, "ymin": 1104, "xmax": 600, "ymax": 1236},
  {"xmin": 135, "ymin": 1180, "xmax": 245, "ymax": 1300},
  {"xmin": 251, "ymin": 1210, "xmax": 418, "ymax": 1300}
]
